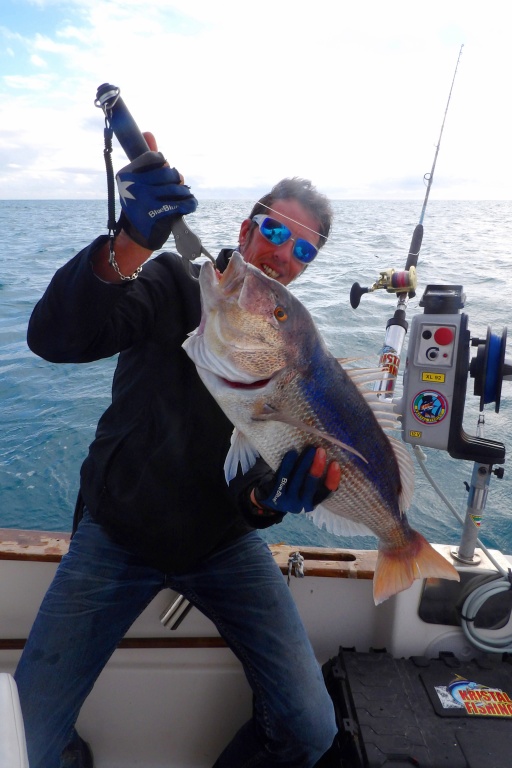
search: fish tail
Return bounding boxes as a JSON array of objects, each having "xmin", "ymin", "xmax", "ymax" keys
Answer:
[{"xmin": 373, "ymin": 530, "xmax": 459, "ymax": 605}]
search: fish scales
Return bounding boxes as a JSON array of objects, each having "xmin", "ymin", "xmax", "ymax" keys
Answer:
[
  {"xmin": 256, "ymin": 366, "xmax": 401, "ymax": 540},
  {"xmin": 297, "ymin": 345, "xmax": 404, "ymax": 513}
]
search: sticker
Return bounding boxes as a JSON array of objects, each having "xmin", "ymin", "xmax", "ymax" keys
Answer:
[
  {"xmin": 421, "ymin": 371, "xmax": 446, "ymax": 383},
  {"xmin": 379, "ymin": 349, "xmax": 400, "ymax": 379},
  {"xmin": 411, "ymin": 390, "xmax": 448, "ymax": 424},
  {"xmin": 435, "ymin": 675, "xmax": 512, "ymax": 717}
]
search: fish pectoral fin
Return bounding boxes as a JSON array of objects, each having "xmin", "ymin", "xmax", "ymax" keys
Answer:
[
  {"xmin": 224, "ymin": 428, "xmax": 260, "ymax": 482},
  {"xmin": 253, "ymin": 405, "xmax": 368, "ymax": 464}
]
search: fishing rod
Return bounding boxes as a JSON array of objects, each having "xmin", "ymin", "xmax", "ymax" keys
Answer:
[
  {"xmin": 350, "ymin": 44, "xmax": 465, "ymax": 399},
  {"xmin": 419, "ymin": 44, "xmax": 464, "ymax": 227}
]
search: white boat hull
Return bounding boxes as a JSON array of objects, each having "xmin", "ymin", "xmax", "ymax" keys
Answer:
[{"xmin": 1, "ymin": 530, "xmax": 511, "ymax": 766}]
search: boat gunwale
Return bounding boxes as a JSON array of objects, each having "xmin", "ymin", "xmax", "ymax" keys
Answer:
[{"xmin": 0, "ymin": 528, "xmax": 378, "ymax": 578}]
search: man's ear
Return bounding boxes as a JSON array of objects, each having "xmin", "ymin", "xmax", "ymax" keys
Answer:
[{"xmin": 238, "ymin": 218, "xmax": 252, "ymax": 250}]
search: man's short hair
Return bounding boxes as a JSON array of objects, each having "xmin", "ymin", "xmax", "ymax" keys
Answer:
[{"xmin": 248, "ymin": 178, "xmax": 332, "ymax": 249}]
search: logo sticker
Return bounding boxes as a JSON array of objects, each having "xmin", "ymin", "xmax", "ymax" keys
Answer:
[
  {"xmin": 435, "ymin": 675, "xmax": 512, "ymax": 717},
  {"xmin": 412, "ymin": 390, "xmax": 448, "ymax": 424},
  {"xmin": 379, "ymin": 347, "xmax": 400, "ymax": 379}
]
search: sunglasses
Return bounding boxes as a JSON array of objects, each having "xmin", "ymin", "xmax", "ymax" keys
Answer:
[{"xmin": 252, "ymin": 215, "xmax": 318, "ymax": 264}]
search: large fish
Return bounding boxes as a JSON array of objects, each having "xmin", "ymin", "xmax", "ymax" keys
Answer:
[{"xmin": 183, "ymin": 251, "xmax": 459, "ymax": 604}]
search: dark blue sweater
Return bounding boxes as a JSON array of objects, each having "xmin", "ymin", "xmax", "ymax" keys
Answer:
[{"xmin": 27, "ymin": 237, "xmax": 258, "ymax": 572}]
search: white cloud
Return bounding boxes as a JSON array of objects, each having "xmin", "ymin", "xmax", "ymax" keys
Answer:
[
  {"xmin": 30, "ymin": 53, "xmax": 47, "ymax": 67},
  {"xmin": 1, "ymin": 0, "xmax": 512, "ymax": 199}
]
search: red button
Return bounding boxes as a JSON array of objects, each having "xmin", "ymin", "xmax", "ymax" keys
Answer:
[{"xmin": 434, "ymin": 327, "xmax": 454, "ymax": 346}]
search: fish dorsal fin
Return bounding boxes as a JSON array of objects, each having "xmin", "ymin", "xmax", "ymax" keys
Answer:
[
  {"xmin": 345, "ymin": 367, "xmax": 389, "ymax": 386},
  {"xmin": 224, "ymin": 428, "xmax": 260, "ymax": 482},
  {"xmin": 336, "ymin": 357, "xmax": 361, "ymax": 365},
  {"xmin": 388, "ymin": 435, "xmax": 415, "ymax": 512},
  {"xmin": 363, "ymin": 393, "xmax": 415, "ymax": 513},
  {"xmin": 345, "ymin": 379, "xmax": 415, "ymax": 514}
]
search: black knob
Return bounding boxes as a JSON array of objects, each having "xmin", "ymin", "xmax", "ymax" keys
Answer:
[{"xmin": 350, "ymin": 282, "xmax": 369, "ymax": 309}]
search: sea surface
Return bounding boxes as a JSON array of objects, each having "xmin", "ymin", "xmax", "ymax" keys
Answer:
[{"xmin": 1, "ymin": 199, "xmax": 511, "ymax": 554}]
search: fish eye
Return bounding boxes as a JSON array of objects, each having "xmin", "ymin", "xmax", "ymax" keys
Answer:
[{"xmin": 274, "ymin": 306, "xmax": 288, "ymax": 322}]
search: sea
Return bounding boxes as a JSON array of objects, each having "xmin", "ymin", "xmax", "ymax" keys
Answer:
[{"xmin": 1, "ymin": 199, "xmax": 511, "ymax": 555}]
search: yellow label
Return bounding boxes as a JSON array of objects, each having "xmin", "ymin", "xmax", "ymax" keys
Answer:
[
  {"xmin": 422, "ymin": 372, "xmax": 446, "ymax": 383},
  {"xmin": 409, "ymin": 430, "xmax": 422, "ymax": 438}
]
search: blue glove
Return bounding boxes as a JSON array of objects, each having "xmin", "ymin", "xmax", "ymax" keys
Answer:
[
  {"xmin": 116, "ymin": 151, "xmax": 198, "ymax": 250},
  {"xmin": 252, "ymin": 447, "xmax": 332, "ymax": 515}
]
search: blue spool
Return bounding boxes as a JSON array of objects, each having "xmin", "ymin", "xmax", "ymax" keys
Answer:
[{"xmin": 483, "ymin": 333, "xmax": 501, "ymax": 405}]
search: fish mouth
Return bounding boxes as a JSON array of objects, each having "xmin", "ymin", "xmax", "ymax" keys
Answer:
[
  {"xmin": 221, "ymin": 376, "xmax": 272, "ymax": 390},
  {"xmin": 217, "ymin": 251, "xmax": 248, "ymax": 295}
]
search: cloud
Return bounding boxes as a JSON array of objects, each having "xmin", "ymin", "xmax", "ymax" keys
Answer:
[
  {"xmin": 30, "ymin": 53, "xmax": 47, "ymax": 67},
  {"xmin": 1, "ymin": 0, "xmax": 511, "ymax": 199}
]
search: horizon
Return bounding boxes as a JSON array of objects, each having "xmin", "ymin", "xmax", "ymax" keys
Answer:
[{"xmin": 1, "ymin": 197, "xmax": 511, "ymax": 203}]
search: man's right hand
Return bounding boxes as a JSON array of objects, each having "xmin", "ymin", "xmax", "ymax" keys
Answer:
[
  {"xmin": 92, "ymin": 133, "xmax": 196, "ymax": 283},
  {"xmin": 116, "ymin": 151, "xmax": 197, "ymax": 251}
]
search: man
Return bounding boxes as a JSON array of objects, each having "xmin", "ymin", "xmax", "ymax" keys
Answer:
[{"xmin": 15, "ymin": 133, "xmax": 340, "ymax": 767}]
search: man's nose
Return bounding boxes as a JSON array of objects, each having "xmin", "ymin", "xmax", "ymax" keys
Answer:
[{"xmin": 274, "ymin": 239, "xmax": 294, "ymax": 262}]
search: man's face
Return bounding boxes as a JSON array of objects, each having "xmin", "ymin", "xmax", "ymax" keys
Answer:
[{"xmin": 238, "ymin": 199, "xmax": 322, "ymax": 286}]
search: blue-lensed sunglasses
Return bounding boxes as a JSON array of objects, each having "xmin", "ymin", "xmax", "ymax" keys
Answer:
[{"xmin": 252, "ymin": 214, "xmax": 318, "ymax": 264}]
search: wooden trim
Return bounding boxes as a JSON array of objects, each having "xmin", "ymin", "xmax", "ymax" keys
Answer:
[
  {"xmin": 0, "ymin": 637, "xmax": 227, "ymax": 651},
  {"xmin": 0, "ymin": 529, "xmax": 377, "ymax": 579},
  {"xmin": 270, "ymin": 544, "xmax": 377, "ymax": 580},
  {"xmin": 118, "ymin": 637, "xmax": 227, "ymax": 649},
  {"xmin": 0, "ymin": 529, "xmax": 70, "ymax": 562}
]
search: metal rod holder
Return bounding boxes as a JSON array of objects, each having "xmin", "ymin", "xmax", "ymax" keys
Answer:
[
  {"xmin": 160, "ymin": 593, "xmax": 193, "ymax": 630},
  {"xmin": 451, "ymin": 461, "xmax": 492, "ymax": 564}
]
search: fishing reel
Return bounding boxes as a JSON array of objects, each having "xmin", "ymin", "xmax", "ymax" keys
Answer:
[
  {"xmin": 401, "ymin": 284, "xmax": 511, "ymax": 464},
  {"xmin": 350, "ymin": 266, "xmax": 417, "ymax": 309}
]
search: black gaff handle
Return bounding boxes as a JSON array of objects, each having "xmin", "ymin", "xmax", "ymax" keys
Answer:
[{"xmin": 95, "ymin": 83, "xmax": 149, "ymax": 160}]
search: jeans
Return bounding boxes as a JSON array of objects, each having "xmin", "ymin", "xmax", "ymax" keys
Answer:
[{"xmin": 15, "ymin": 511, "xmax": 336, "ymax": 768}]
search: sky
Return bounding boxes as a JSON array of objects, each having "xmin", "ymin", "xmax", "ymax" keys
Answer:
[{"xmin": 0, "ymin": 0, "xmax": 511, "ymax": 201}]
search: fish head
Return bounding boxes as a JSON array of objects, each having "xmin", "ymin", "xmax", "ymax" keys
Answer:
[{"xmin": 184, "ymin": 251, "xmax": 317, "ymax": 385}]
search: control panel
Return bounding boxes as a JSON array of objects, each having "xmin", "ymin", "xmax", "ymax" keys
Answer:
[
  {"xmin": 401, "ymin": 285, "xmax": 505, "ymax": 464},
  {"xmin": 402, "ymin": 313, "xmax": 464, "ymax": 450}
]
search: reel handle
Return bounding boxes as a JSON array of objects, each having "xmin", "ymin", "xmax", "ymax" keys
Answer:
[
  {"xmin": 350, "ymin": 282, "xmax": 369, "ymax": 309},
  {"xmin": 95, "ymin": 83, "xmax": 150, "ymax": 160}
]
